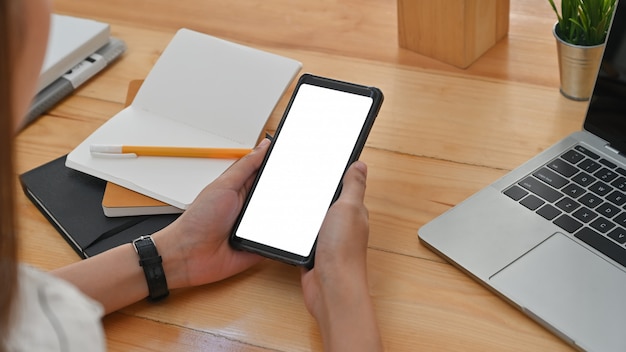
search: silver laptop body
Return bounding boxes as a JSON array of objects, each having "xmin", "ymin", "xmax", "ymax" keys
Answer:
[{"xmin": 418, "ymin": 3, "xmax": 626, "ymax": 351}]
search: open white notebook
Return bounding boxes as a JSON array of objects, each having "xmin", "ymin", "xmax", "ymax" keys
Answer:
[{"xmin": 66, "ymin": 29, "xmax": 302, "ymax": 209}]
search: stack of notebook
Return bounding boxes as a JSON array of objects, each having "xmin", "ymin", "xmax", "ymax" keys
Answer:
[
  {"xmin": 20, "ymin": 81, "xmax": 182, "ymax": 259},
  {"xmin": 20, "ymin": 28, "xmax": 302, "ymax": 259}
]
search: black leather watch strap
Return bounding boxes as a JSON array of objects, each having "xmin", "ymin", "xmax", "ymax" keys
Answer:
[{"xmin": 132, "ymin": 235, "xmax": 169, "ymax": 301}]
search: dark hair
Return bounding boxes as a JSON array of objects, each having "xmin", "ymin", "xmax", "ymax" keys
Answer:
[{"xmin": 0, "ymin": 0, "xmax": 19, "ymax": 348}]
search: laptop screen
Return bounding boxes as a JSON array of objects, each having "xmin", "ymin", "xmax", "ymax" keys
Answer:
[{"xmin": 583, "ymin": 1, "xmax": 626, "ymax": 153}]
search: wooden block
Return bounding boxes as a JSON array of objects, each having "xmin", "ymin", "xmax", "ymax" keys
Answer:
[{"xmin": 398, "ymin": 0, "xmax": 509, "ymax": 68}]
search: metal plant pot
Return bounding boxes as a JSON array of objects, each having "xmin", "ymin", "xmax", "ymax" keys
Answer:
[{"xmin": 553, "ymin": 23, "xmax": 605, "ymax": 101}]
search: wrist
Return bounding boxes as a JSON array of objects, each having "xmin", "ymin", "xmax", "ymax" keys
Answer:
[
  {"xmin": 133, "ymin": 235, "xmax": 169, "ymax": 301},
  {"xmin": 318, "ymin": 280, "xmax": 370, "ymax": 322},
  {"xmin": 313, "ymin": 275, "xmax": 382, "ymax": 351},
  {"xmin": 150, "ymin": 227, "xmax": 188, "ymax": 290}
]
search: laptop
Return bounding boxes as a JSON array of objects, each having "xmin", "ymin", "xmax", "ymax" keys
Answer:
[{"xmin": 418, "ymin": 3, "xmax": 626, "ymax": 352}]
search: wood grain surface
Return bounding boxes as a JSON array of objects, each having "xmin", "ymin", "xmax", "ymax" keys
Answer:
[{"xmin": 15, "ymin": 1, "xmax": 584, "ymax": 350}]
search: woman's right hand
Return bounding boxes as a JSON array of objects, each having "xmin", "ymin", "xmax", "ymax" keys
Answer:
[{"xmin": 300, "ymin": 161, "xmax": 383, "ymax": 352}]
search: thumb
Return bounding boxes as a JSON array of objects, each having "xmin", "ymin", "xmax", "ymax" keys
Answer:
[{"xmin": 338, "ymin": 161, "xmax": 367, "ymax": 204}]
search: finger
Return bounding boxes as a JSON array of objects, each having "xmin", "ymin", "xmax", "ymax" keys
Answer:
[
  {"xmin": 218, "ymin": 138, "xmax": 270, "ymax": 188},
  {"xmin": 338, "ymin": 161, "xmax": 368, "ymax": 204}
]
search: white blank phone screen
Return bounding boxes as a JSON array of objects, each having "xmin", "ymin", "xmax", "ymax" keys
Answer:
[{"xmin": 235, "ymin": 83, "xmax": 374, "ymax": 256}]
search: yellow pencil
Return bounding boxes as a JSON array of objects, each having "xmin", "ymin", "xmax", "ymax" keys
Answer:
[{"xmin": 90, "ymin": 144, "xmax": 252, "ymax": 159}]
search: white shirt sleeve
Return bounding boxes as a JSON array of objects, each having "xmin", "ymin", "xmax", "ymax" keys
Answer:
[{"xmin": 6, "ymin": 264, "xmax": 106, "ymax": 352}]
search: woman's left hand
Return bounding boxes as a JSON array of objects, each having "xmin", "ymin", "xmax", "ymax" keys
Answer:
[{"xmin": 153, "ymin": 139, "xmax": 270, "ymax": 289}]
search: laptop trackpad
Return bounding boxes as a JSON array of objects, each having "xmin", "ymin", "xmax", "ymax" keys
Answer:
[{"xmin": 490, "ymin": 232, "xmax": 626, "ymax": 352}]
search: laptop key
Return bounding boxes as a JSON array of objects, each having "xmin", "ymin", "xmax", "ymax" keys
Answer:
[
  {"xmin": 574, "ymin": 145, "xmax": 600, "ymax": 160},
  {"xmin": 504, "ymin": 185, "xmax": 528, "ymax": 201},
  {"xmin": 537, "ymin": 204, "xmax": 562, "ymax": 220},
  {"xmin": 590, "ymin": 217, "xmax": 616, "ymax": 233},
  {"xmin": 533, "ymin": 167, "xmax": 568, "ymax": 189},
  {"xmin": 579, "ymin": 159, "xmax": 602, "ymax": 173},
  {"xmin": 572, "ymin": 172, "xmax": 595, "ymax": 187},
  {"xmin": 608, "ymin": 227, "xmax": 626, "ymax": 244},
  {"xmin": 555, "ymin": 197, "xmax": 581, "ymax": 213},
  {"xmin": 519, "ymin": 177, "xmax": 563, "ymax": 203},
  {"xmin": 575, "ymin": 227, "xmax": 626, "ymax": 268},
  {"xmin": 548, "ymin": 158, "xmax": 579, "ymax": 177},
  {"xmin": 572, "ymin": 207, "xmax": 598, "ymax": 223},
  {"xmin": 579, "ymin": 193, "xmax": 603, "ymax": 208},
  {"xmin": 614, "ymin": 213, "xmax": 626, "ymax": 227},
  {"xmin": 599, "ymin": 159, "xmax": 617, "ymax": 169},
  {"xmin": 611, "ymin": 176, "xmax": 626, "ymax": 191},
  {"xmin": 606, "ymin": 190, "xmax": 626, "ymax": 206},
  {"xmin": 562, "ymin": 183, "xmax": 585, "ymax": 198},
  {"xmin": 596, "ymin": 203, "xmax": 620, "ymax": 218},
  {"xmin": 520, "ymin": 195, "xmax": 544, "ymax": 210},
  {"xmin": 589, "ymin": 181, "xmax": 612, "ymax": 197},
  {"xmin": 554, "ymin": 214, "xmax": 583, "ymax": 233},
  {"xmin": 561, "ymin": 149, "xmax": 585, "ymax": 164},
  {"xmin": 595, "ymin": 168, "xmax": 618, "ymax": 182}
]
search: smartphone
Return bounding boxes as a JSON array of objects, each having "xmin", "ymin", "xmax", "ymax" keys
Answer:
[{"xmin": 229, "ymin": 74, "xmax": 384, "ymax": 267}]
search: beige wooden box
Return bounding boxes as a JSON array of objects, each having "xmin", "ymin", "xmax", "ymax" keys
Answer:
[{"xmin": 398, "ymin": 0, "xmax": 509, "ymax": 68}]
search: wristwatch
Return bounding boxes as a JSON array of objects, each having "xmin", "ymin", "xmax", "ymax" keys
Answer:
[{"xmin": 132, "ymin": 235, "xmax": 169, "ymax": 301}]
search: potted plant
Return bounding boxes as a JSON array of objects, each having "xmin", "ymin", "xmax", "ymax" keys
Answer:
[{"xmin": 548, "ymin": 0, "xmax": 617, "ymax": 100}]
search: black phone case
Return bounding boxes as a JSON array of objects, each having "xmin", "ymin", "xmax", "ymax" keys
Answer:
[{"xmin": 229, "ymin": 73, "xmax": 384, "ymax": 268}]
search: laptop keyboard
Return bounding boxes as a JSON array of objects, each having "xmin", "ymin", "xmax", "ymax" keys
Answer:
[{"xmin": 503, "ymin": 145, "xmax": 626, "ymax": 268}]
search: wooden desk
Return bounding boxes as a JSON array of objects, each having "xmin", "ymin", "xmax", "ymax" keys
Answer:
[{"xmin": 16, "ymin": 0, "xmax": 586, "ymax": 350}]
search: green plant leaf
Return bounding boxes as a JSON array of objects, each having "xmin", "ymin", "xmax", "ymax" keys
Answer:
[{"xmin": 548, "ymin": 0, "xmax": 616, "ymax": 45}]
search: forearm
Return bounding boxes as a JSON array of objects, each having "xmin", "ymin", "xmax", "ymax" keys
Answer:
[
  {"xmin": 316, "ymin": 279, "xmax": 383, "ymax": 351},
  {"xmin": 321, "ymin": 301, "xmax": 382, "ymax": 351},
  {"xmin": 49, "ymin": 141, "xmax": 270, "ymax": 314},
  {"xmin": 51, "ymin": 243, "xmax": 151, "ymax": 314}
]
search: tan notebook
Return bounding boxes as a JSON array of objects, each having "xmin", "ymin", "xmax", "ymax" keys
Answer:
[
  {"xmin": 101, "ymin": 80, "xmax": 183, "ymax": 217},
  {"xmin": 102, "ymin": 180, "xmax": 182, "ymax": 216}
]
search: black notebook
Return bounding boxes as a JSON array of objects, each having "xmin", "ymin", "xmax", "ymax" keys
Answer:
[{"xmin": 20, "ymin": 155, "xmax": 179, "ymax": 258}]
